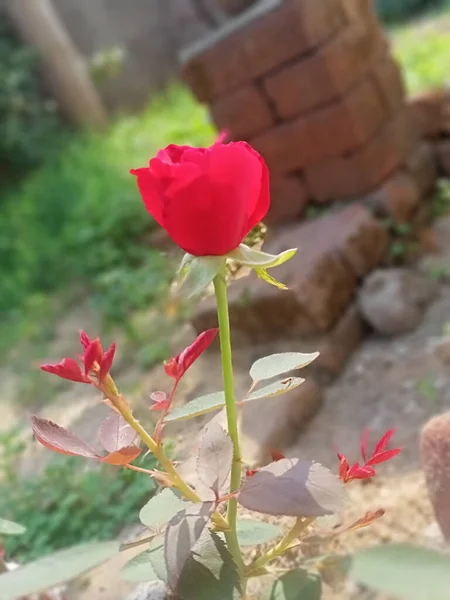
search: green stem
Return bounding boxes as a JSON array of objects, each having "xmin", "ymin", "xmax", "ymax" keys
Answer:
[
  {"xmin": 214, "ymin": 265, "xmax": 245, "ymax": 580},
  {"xmin": 246, "ymin": 518, "xmax": 313, "ymax": 577}
]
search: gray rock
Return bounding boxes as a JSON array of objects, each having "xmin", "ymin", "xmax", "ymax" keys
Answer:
[
  {"xmin": 358, "ymin": 268, "xmax": 438, "ymax": 336},
  {"xmin": 125, "ymin": 581, "xmax": 170, "ymax": 600}
]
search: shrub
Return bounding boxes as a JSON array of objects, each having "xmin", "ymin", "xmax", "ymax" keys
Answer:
[{"xmin": 0, "ymin": 14, "xmax": 64, "ymax": 177}]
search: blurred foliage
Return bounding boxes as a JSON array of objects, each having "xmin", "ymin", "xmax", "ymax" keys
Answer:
[
  {"xmin": 0, "ymin": 434, "xmax": 159, "ymax": 562},
  {"xmin": 0, "ymin": 14, "xmax": 65, "ymax": 177},
  {"xmin": 391, "ymin": 2, "xmax": 450, "ymax": 94},
  {"xmin": 376, "ymin": 0, "xmax": 447, "ymax": 22},
  {"xmin": 0, "ymin": 86, "xmax": 215, "ymax": 353}
]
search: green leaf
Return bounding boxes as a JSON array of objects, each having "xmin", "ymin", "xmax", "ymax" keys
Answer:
[
  {"xmin": 255, "ymin": 267, "xmax": 288, "ymax": 290},
  {"xmin": 176, "ymin": 531, "xmax": 241, "ymax": 600},
  {"xmin": 250, "ymin": 352, "xmax": 320, "ymax": 382},
  {"xmin": 228, "ymin": 244, "xmax": 297, "ymax": 268},
  {"xmin": 261, "ymin": 569, "xmax": 322, "ymax": 599},
  {"xmin": 121, "ymin": 549, "xmax": 159, "ymax": 582},
  {"xmin": 174, "ymin": 256, "xmax": 223, "ymax": 298},
  {"xmin": 245, "ymin": 377, "xmax": 305, "ymax": 402},
  {"xmin": 349, "ymin": 543, "xmax": 450, "ymax": 600},
  {"xmin": 0, "ymin": 541, "xmax": 119, "ymax": 599},
  {"xmin": 165, "ymin": 391, "xmax": 225, "ymax": 422},
  {"xmin": 236, "ymin": 519, "xmax": 282, "ymax": 546},
  {"xmin": 139, "ymin": 488, "xmax": 185, "ymax": 529},
  {"xmin": 0, "ymin": 518, "xmax": 26, "ymax": 536},
  {"xmin": 148, "ymin": 537, "xmax": 167, "ymax": 584}
]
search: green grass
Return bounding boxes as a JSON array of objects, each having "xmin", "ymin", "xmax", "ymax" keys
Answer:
[
  {"xmin": 0, "ymin": 85, "xmax": 215, "ymax": 357},
  {"xmin": 390, "ymin": 1, "xmax": 450, "ymax": 93}
]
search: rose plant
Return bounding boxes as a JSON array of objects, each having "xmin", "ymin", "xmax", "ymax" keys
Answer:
[{"xmin": 1, "ymin": 139, "xmax": 450, "ymax": 600}]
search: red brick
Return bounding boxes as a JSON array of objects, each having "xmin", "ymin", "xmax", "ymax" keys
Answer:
[
  {"xmin": 210, "ymin": 85, "xmax": 273, "ymax": 138},
  {"xmin": 263, "ymin": 21, "xmax": 386, "ymax": 119},
  {"xmin": 180, "ymin": 0, "xmax": 346, "ymax": 102},
  {"xmin": 364, "ymin": 171, "xmax": 421, "ymax": 223},
  {"xmin": 435, "ymin": 139, "xmax": 450, "ymax": 177},
  {"xmin": 265, "ymin": 175, "xmax": 309, "ymax": 225},
  {"xmin": 406, "ymin": 142, "xmax": 437, "ymax": 196},
  {"xmin": 251, "ymin": 78, "xmax": 386, "ymax": 173},
  {"xmin": 192, "ymin": 205, "xmax": 387, "ymax": 341},
  {"xmin": 305, "ymin": 111, "xmax": 418, "ymax": 202},
  {"xmin": 371, "ymin": 55, "xmax": 406, "ymax": 115}
]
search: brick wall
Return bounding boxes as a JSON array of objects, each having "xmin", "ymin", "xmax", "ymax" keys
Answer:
[{"xmin": 181, "ymin": 0, "xmax": 433, "ymax": 225}]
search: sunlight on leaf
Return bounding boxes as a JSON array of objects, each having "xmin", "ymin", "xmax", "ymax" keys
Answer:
[
  {"xmin": 0, "ymin": 518, "xmax": 26, "ymax": 536},
  {"xmin": 139, "ymin": 488, "xmax": 185, "ymax": 530},
  {"xmin": 0, "ymin": 541, "xmax": 119, "ymax": 599},
  {"xmin": 245, "ymin": 377, "xmax": 305, "ymax": 402},
  {"xmin": 236, "ymin": 519, "xmax": 282, "ymax": 546},
  {"xmin": 250, "ymin": 352, "xmax": 319, "ymax": 382},
  {"xmin": 350, "ymin": 544, "xmax": 450, "ymax": 600},
  {"xmin": 121, "ymin": 548, "xmax": 159, "ymax": 583},
  {"xmin": 165, "ymin": 391, "xmax": 225, "ymax": 422}
]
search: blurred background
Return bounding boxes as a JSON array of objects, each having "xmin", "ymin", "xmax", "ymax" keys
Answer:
[{"xmin": 0, "ymin": 0, "xmax": 450, "ymax": 595}]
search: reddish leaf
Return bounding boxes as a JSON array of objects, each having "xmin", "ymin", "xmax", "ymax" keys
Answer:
[
  {"xmin": 367, "ymin": 448, "xmax": 401, "ymax": 466},
  {"xmin": 99, "ymin": 411, "xmax": 137, "ymax": 453},
  {"xmin": 150, "ymin": 391, "xmax": 170, "ymax": 412},
  {"xmin": 99, "ymin": 342, "xmax": 116, "ymax": 381},
  {"xmin": 84, "ymin": 338, "xmax": 103, "ymax": 374},
  {"xmin": 238, "ymin": 458, "xmax": 345, "ymax": 517},
  {"xmin": 164, "ymin": 502, "xmax": 213, "ymax": 590},
  {"xmin": 41, "ymin": 358, "xmax": 90, "ymax": 384},
  {"xmin": 373, "ymin": 429, "xmax": 395, "ymax": 456},
  {"xmin": 102, "ymin": 446, "xmax": 142, "ymax": 465},
  {"xmin": 346, "ymin": 509, "xmax": 385, "ymax": 532},
  {"xmin": 196, "ymin": 422, "xmax": 233, "ymax": 499},
  {"xmin": 164, "ymin": 358, "xmax": 178, "ymax": 379},
  {"xmin": 32, "ymin": 416, "xmax": 98, "ymax": 459},
  {"xmin": 80, "ymin": 330, "xmax": 92, "ymax": 350}
]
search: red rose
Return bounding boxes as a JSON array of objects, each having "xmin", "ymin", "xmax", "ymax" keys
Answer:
[{"xmin": 130, "ymin": 141, "xmax": 269, "ymax": 256}]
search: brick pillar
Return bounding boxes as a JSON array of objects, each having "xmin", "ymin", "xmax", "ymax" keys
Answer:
[{"xmin": 180, "ymin": 0, "xmax": 435, "ymax": 225}]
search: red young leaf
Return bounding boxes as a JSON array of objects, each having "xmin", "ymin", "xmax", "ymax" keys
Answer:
[
  {"xmin": 41, "ymin": 358, "xmax": 90, "ymax": 384},
  {"xmin": 32, "ymin": 416, "xmax": 98, "ymax": 459},
  {"xmin": 373, "ymin": 428, "xmax": 395, "ymax": 456},
  {"xmin": 367, "ymin": 448, "xmax": 402, "ymax": 466},
  {"xmin": 150, "ymin": 391, "xmax": 170, "ymax": 412},
  {"xmin": 346, "ymin": 509, "xmax": 385, "ymax": 532},
  {"xmin": 360, "ymin": 427, "xmax": 370, "ymax": 463},
  {"xmin": 166, "ymin": 329, "xmax": 218, "ymax": 381},
  {"xmin": 80, "ymin": 330, "xmax": 92, "ymax": 350},
  {"xmin": 102, "ymin": 446, "xmax": 142, "ymax": 465},
  {"xmin": 99, "ymin": 411, "xmax": 137, "ymax": 453},
  {"xmin": 84, "ymin": 338, "xmax": 103, "ymax": 374},
  {"xmin": 99, "ymin": 342, "xmax": 116, "ymax": 381}
]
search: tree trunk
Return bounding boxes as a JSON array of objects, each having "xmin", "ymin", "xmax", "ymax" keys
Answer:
[{"xmin": 4, "ymin": 0, "xmax": 107, "ymax": 130}]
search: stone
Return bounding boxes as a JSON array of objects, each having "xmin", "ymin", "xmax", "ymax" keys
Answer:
[
  {"xmin": 364, "ymin": 171, "xmax": 421, "ymax": 223},
  {"xmin": 210, "ymin": 84, "xmax": 274, "ymax": 139},
  {"xmin": 251, "ymin": 77, "xmax": 386, "ymax": 173},
  {"xmin": 180, "ymin": 0, "xmax": 346, "ymax": 102},
  {"xmin": 408, "ymin": 89, "xmax": 449, "ymax": 139},
  {"xmin": 305, "ymin": 111, "xmax": 418, "ymax": 202},
  {"xmin": 263, "ymin": 19, "xmax": 386, "ymax": 119},
  {"xmin": 125, "ymin": 581, "xmax": 170, "ymax": 600},
  {"xmin": 406, "ymin": 142, "xmax": 437, "ymax": 196},
  {"xmin": 435, "ymin": 139, "xmax": 450, "ymax": 177},
  {"xmin": 192, "ymin": 204, "xmax": 388, "ymax": 342},
  {"xmin": 265, "ymin": 175, "xmax": 309, "ymax": 225},
  {"xmin": 240, "ymin": 378, "xmax": 324, "ymax": 466},
  {"xmin": 358, "ymin": 268, "xmax": 439, "ymax": 336},
  {"xmin": 311, "ymin": 303, "xmax": 368, "ymax": 383}
]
